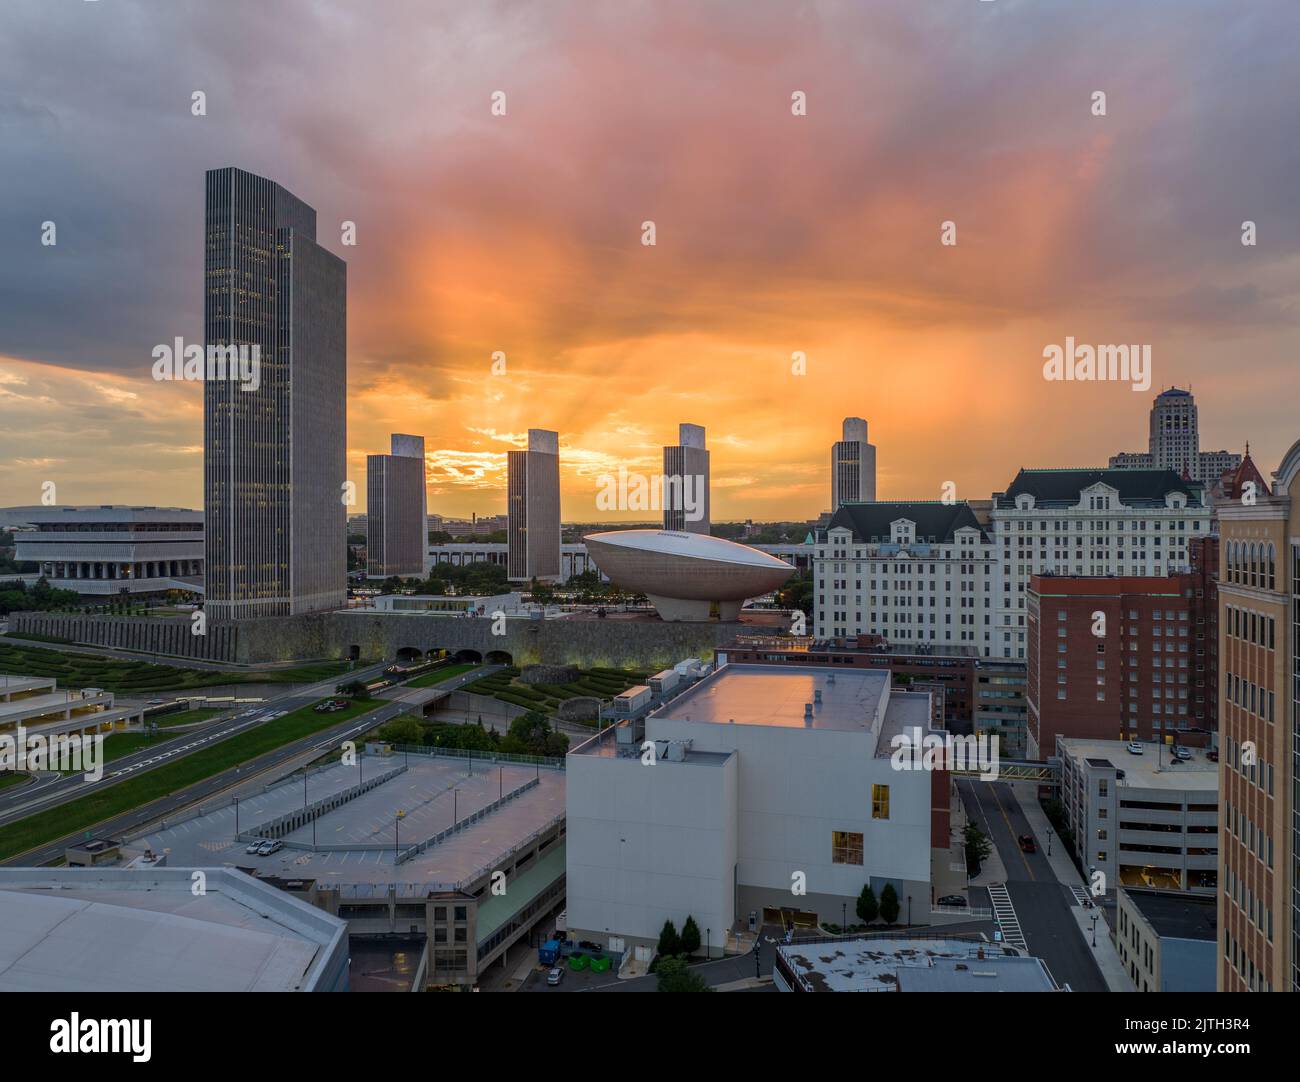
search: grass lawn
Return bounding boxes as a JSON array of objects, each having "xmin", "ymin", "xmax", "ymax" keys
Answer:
[
  {"xmin": 405, "ymin": 663, "xmax": 477, "ymax": 689},
  {"xmin": 0, "ymin": 772, "xmax": 31, "ymax": 791},
  {"xmin": 462, "ymin": 666, "xmax": 650, "ymax": 717},
  {"xmin": 151, "ymin": 707, "xmax": 225, "ymax": 728},
  {"xmin": 0, "ymin": 696, "xmax": 378, "ymax": 862},
  {"xmin": 68, "ymin": 731, "xmax": 181, "ymax": 772},
  {"xmin": 0, "ymin": 642, "xmax": 365, "ymax": 695}
]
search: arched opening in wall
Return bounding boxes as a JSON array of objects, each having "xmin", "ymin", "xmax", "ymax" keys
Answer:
[
  {"xmin": 347, "ymin": 644, "xmax": 361, "ymax": 661},
  {"xmin": 485, "ymin": 650, "xmax": 513, "ymax": 666},
  {"xmin": 395, "ymin": 646, "xmax": 423, "ymax": 663},
  {"xmin": 453, "ymin": 649, "xmax": 483, "ymax": 664},
  {"xmin": 425, "ymin": 647, "xmax": 448, "ymax": 661}
]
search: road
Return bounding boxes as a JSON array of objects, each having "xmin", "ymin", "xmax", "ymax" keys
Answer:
[
  {"xmin": 0, "ymin": 661, "xmax": 496, "ymax": 865},
  {"xmin": 958, "ymin": 777, "xmax": 1107, "ymax": 992},
  {"xmin": 0, "ymin": 662, "xmax": 388, "ymax": 824}
]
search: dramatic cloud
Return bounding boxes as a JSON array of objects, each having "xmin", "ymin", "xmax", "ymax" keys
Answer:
[{"xmin": 1, "ymin": 0, "xmax": 1297, "ymax": 517}]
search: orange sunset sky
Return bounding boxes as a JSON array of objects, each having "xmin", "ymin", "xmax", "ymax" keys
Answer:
[{"xmin": 2, "ymin": 0, "xmax": 1297, "ymax": 522}]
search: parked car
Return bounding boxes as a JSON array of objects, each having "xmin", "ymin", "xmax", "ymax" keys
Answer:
[
  {"xmin": 1172, "ymin": 746, "xmax": 1193, "ymax": 761},
  {"xmin": 546, "ymin": 967, "xmax": 565, "ymax": 986},
  {"xmin": 256, "ymin": 839, "xmax": 283, "ymax": 855},
  {"xmin": 1206, "ymin": 749, "xmax": 1219, "ymax": 762},
  {"xmin": 1018, "ymin": 834, "xmax": 1036, "ymax": 853},
  {"xmin": 245, "ymin": 839, "xmax": 265, "ymax": 854},
  {"xmin": 1126, "ymin": 741, "xmax": 1145, "ymax": 754},
  {"xmin": 936, "ymin": 895, "xmax": 968, "ymax": 908}
]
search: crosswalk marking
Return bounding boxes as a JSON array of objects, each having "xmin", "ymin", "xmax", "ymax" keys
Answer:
[
  {"xmin": 986, "ymin": 884, "xmax": 1028, "ymax": 951},
  {"xmin": 1069, "ymin": 885, "xmax": 1092, "ymax": 907}
]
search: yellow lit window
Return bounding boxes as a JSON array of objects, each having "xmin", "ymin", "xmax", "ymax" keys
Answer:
[{"xmin": 872, "ymin": 784, "xmax": 890, "ymax": 820}]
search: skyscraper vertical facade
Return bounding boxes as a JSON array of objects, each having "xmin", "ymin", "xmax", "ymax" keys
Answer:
[
  {"xmin": 507, "ymin": 429, "xmax": 561, "ymax": 582},
  {"xmin": 831, "ymin": 416, "xmax": 877, "ymax": 508},
  {"xmin": 663, "ymin": 422, "xmax": 710, "ymax": 534},
  {"xmin": 1109, "ymin": 388, "xmax": 1241, "ymax": 484},
  {"xmin": 203, "ymin": 167, "xmax": 347, "ymax": 620},
  {"xmin": 1216, "ymin": 438, "xmax": 1300, "ymax": 992},
  {"xmin": 367, "ymin": 434, "xmax": 426, "ymax": 578}
]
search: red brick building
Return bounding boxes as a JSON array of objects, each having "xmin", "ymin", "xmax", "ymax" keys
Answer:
[{"xmin": 1026, "ymin": 574, "xmax": 1215, "ymax": 759}]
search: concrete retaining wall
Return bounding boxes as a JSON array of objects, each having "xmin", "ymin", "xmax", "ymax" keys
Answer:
[{"xmin": 11, "ymin": 608, "xmax": 747, "ymax": 669}]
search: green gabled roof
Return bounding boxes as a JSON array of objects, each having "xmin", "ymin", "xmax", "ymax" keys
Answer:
[
  {"xmin": 826, "ymin": 501, "xmax": 987, "ymax": 544},
  {"xmin": 995, "ymin": 468, "xmax": 1200, "ymax": 508}
]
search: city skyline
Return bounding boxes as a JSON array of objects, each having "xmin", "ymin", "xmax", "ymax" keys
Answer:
[{"xmin": 2, "ymin": 1, "xmax": 1297, "ymax": 519}]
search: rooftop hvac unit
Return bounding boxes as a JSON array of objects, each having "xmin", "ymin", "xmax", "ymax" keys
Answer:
[{"xmin": 663, "ymin": 739, "xmax": 692, "ymax": 762}]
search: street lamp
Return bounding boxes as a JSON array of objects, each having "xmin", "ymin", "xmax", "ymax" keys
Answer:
[
  {"xmin": 395, "ymin": 809, "xmax": 406, "ymax": 857},
  {"xmin": 706, "ymin": 928, "xmax": 711, "ymax": 958},
  {"xmin": 842, "ymin": 902, "xmax": 846, "ymax": 931},
  {"xmin": 1090, "ymin": 912, "xmax": 1098, "ymax": 948}
]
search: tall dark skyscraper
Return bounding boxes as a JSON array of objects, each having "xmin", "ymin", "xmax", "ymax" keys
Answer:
[
  {"xmin": 663, "ymin": 422, "xmax": 710, "ymax": 534},
  {"xmin": 203, "ymin": 167, "xmax": 347, "ymax": 620},
  {"xmin": 507, "ymin": 429, "xmax": 560, "ymax": 582},
  {"xmin": 367, "ymin": 433, "xmax": 426, "ymax": 578},
  {"xmin": 831, "ymin": 416, "xmax": 876, "ymax": 507}
]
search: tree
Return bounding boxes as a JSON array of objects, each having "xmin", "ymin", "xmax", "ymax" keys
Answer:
[
  {"xmin": 655, "ymin": 956, "xmax": 711, "ymax": 992},
  {"xmin": 529, "ymin": 577, "xmax": 556, "ymax": 606},
  {"xmin": 500, "ymin": 711, "xmax": 569, "ymax": 758},
  {"xmin": 679, "ymin": 915, "xmax": 701, "ymax": 957},
  {"xmin": 378, "ymin": 716, "xmax": 423, "ymax": 745},
  {"xmin": 963, "ymin": 821, "xmax": 992, "ymax": 876},
  {"xmin": 656, "ymin": 919, "xmax": 680, "ymax": 959},
  {"xmin": 879, "ymin": 882, "xmax": 900, "ymax": 925},
  {"xmin": 336, "ymin": 679, "xmax": 371, "ymax": 700},
  {"xmin": 856, "ymin": 883, "xmax": 878, "ymax": 925}
]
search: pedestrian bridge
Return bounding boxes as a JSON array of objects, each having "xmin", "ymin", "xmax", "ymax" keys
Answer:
[{"xmin": 951, "ymin": 759, "xmax": 1059, "ymax": 784}]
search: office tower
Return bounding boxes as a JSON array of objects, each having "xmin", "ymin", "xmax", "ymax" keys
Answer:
[
  {"xmin": 367, "ymin": 434, "xmax": 426, "ymax": 578},
  {"xmin": 1216, "ymin": 440, "xmax": 1300, "ymax": 992},
  {"xmin": 663, "ymin": 423, "xmax": 710, "ymax": 534},
  {"xmin": 203, "ymin": 167, "xmax": 347, "ymax": 620},
  {"xmin": 831, "ymin": 417, "xmax": 876, "ymax": 507},
  {"xmin": 507, "ymin": 429, "xmax": 560, "ymax": 582},
  {"xmin": 1109, "ymin": 388, "xmax": 1241, "ymax": 484}
]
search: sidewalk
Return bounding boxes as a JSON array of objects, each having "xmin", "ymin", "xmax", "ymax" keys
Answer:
[
  {"xmin": 1011, "ymin": 787, "xmax": 1132, "ymax": 992},
  {"xmin": 712, "ymin": 976, "xmax": 773, "ymax": 992}
]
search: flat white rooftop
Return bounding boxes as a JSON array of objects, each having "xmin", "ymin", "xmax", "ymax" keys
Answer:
[
  {"xmin": 0, "ymin": 867, "xmax": 345, "ymax": 992},
  {"xmin": 778, "ymin": 936, "xmax": 1056, "ymax": 993},
  {"xmin": 656, "ymin": 664, "xmax": 890, "ymax": 733}
]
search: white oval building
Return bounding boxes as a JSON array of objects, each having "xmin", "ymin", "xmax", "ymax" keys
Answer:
[{"xmin": 584, "ymin": 530, "xmax": 795, "ymax": 622}]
